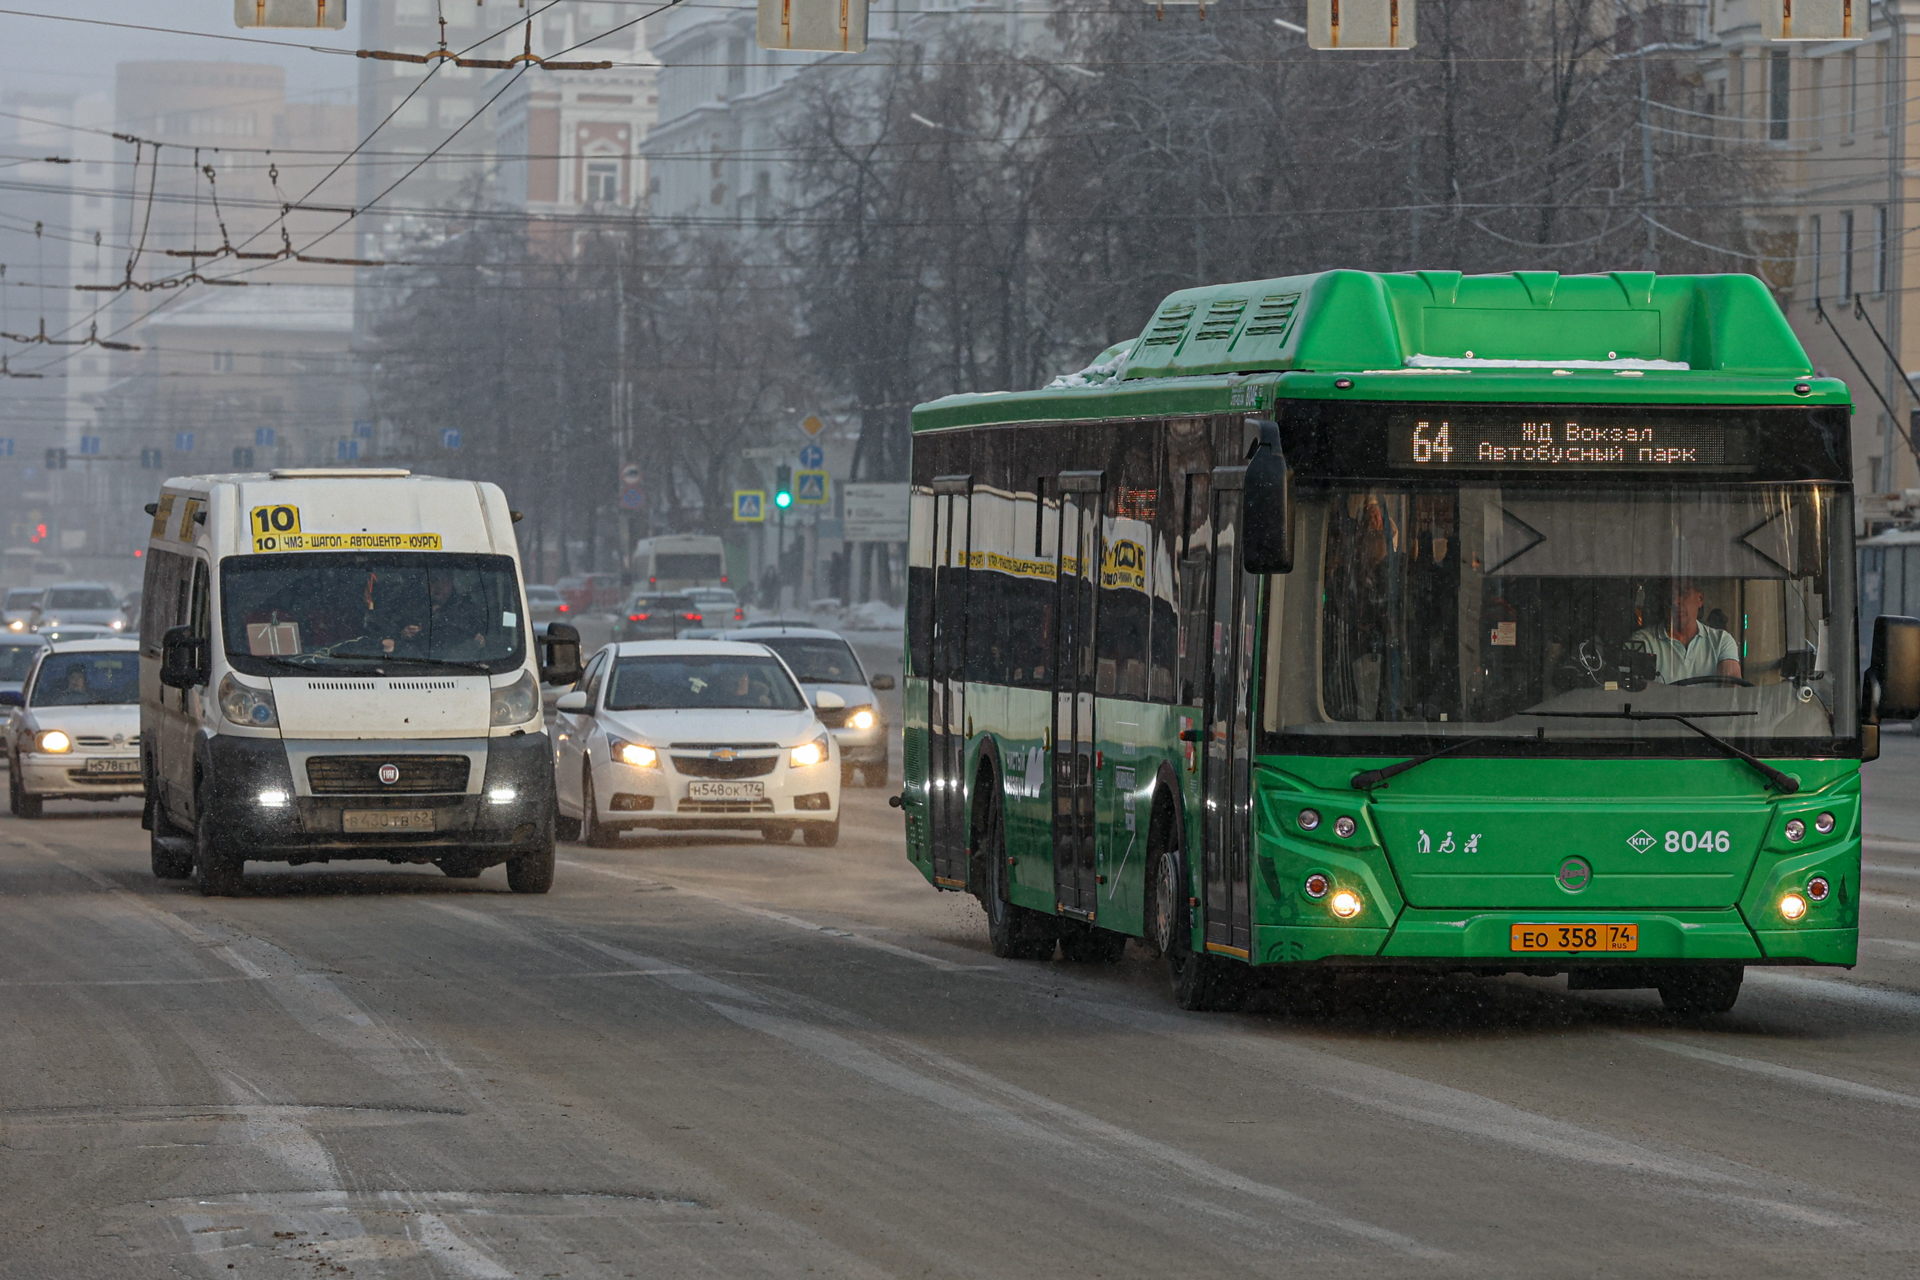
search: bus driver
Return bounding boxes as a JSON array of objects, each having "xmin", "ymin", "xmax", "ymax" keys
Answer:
[{"xmin": 1628, "ymin": 577, "xmax": 1742, "ymax": 683}]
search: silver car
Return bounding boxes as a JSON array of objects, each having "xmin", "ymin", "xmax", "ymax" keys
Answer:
[
  {"xmin": 36, "ymin": 582, "xmax": 127, "ymax": 633},
  {"xmin": 0, "ymin": 634, "xmax": 46, "ymax": 703},
  {"xmin": 3, "ymin": 587, "xmax": 42, "ymax": 633},
  {"xmin": 2, "ymin": 640, "xmax": 142, "ymax": 817},
  {"xmin": 726, "ymin": 626, "xmax": 893, "ymax": 787}
]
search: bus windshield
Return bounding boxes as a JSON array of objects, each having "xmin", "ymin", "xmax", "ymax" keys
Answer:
[
  {"xmin": 1264, "ymin": 483, "xmax": 1856, "ymax": 753},
  {"xmin": 220, "ymin": 552, "xmax": 526, "ymax": 677}
]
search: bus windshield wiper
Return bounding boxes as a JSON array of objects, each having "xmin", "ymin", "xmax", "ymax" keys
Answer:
[
  {"xmin": 1520, "ymin": 707, "xmax": 1796, "ymax": 794},
  {"xmin": 1349, "ymin": 736, "xmax": 1540, "ymax": 791}
]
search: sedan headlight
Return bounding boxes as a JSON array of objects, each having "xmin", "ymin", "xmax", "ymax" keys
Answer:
[
  {"xmin": 218, "ymin": 673, "xmax": 279, "ymax": 728},
  {"xmin": 35, "ymin": 729, "xmax": 71, "ymax": 753},
  {"xmin": 608, "ymin": 737, "xmax": 658, "ymax": 768},
  {"xmin": 847, "ymin": 705, "xmax": 877, "ymax": 731},
  {"xmin": 109, "ymin": 618, "xmax": 124, "ymax": 631},
  {"xmin": 489, "ymin": 670, "xmax": 540, "ymax": 726},
  {"xmin": 7, "ymin": 620, "xmax": 22, "ymax": 632},
  {"xmin": 789, "ymin": 733, "xmax": 830, "ymax": 769}
]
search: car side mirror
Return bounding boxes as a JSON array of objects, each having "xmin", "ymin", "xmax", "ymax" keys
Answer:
[
  {"xmin": 540, "ymin": 621, "xmax": 582, "ymax": 687},
  {"xmin": 815, "ymin": 690, "xmax": 847, "ymax": 710},
  {"xmin": 159, "ymin": 625, "xmax": 206, "ymax": 689},
  {"xmin": 1242, "ymin": 417, "xmax": 1293, "ymax": 575},
  {"xmin": 869, "ymin": 675, "xmax": 895, "ymax": 691},
  {"xmin": 0, "ymin": 690, "xmax": 22, "ymax": 708},
  {"xmin": 554, "ymin": 689, "xmax": 589, "ymax": 713}
]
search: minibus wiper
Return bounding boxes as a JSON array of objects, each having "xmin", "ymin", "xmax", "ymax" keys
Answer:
[
  {"xmin": 1349, "ymin": 736, "xmax": 1538, "ymax": 791},
  {"xmin": 309, "ymin": 652, "xmax": 493, "ymax": 674},
  {"xmin": 1520, "ymin": 708, "xmax": 1796, "ymax": 794}
]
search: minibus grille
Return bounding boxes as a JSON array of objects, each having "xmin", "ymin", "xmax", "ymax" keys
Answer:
[{"xmin": 306, "ymin": 755, "xmax": 470, "ymax": 794}]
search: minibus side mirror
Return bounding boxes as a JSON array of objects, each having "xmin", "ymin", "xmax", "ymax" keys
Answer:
[
  {"xmin": 870, "ymin": 674, "xmax": 895, "ymax": 691},
  {"xmin": 1242, "ymin": 417, "xmax": 1293, "ymax": 575},
  {"xmin": 540, "ymin": 621, "xmax": 583, "ymax": 687},
  {"xmin": 159, "ymin": 625, "xmax": 206, "ymax": 689},
  {"xmin": 1862, "ymin": 614, "xmax": 1920, "ymax": 761}
]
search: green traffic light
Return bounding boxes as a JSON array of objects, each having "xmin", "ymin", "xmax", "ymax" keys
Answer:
[{"xmin": 774, "ymin": 491, "xmax": 793, "ymax": 508}]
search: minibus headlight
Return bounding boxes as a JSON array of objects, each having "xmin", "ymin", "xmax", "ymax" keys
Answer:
[
  {"xmin": 489, "ymin": 671, "xmax": 539, "ymax": 726},
  {"xmin": 790, "ymin": 734, "xmax": 829, "ymax": 769},
  {"xmin": 218, "ymin": 674, "xmax": 279, "ymax": 729},
  {"xmin": 35, "ymin": 729, "xmax": 70, "ymax": 753}
]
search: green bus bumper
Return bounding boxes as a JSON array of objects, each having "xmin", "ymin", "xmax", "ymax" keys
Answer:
[{"xmin": 1250, "ymin": 912, "xmax": 1854, "ymax": 966}]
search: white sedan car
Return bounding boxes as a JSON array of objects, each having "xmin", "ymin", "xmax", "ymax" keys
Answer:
[
  {"xmin": 552, "ymin": 640, "xmax": 840, "ymax": 847},
  {"xmin": 2, "ymin": 640, "xmax": 142, "ymax": 818}
]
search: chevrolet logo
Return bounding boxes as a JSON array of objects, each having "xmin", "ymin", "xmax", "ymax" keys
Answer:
[{"xmin": 710, "ymin": 748, "xmax": 738, "ymax": 760}]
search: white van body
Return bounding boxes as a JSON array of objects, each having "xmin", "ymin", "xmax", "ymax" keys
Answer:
[
  {"xmin": 632, "ymin": 534, "xmax": 728, "ymax": 593},
  {"xmin": 138, "ymin": 469, "xmax": 572, "ymax": 894}
]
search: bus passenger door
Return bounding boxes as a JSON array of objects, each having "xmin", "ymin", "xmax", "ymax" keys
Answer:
[
  {"xmin": 1201, "ymin": 467, "xmax": 1254, "ymax": 957},
  {"xmin": 1051, "ymin": 471, "xmax": 1105, "ymax": 918},
  {"xmin": 927, "ymin": 475, "xmax": 973, "ymax": 889}
]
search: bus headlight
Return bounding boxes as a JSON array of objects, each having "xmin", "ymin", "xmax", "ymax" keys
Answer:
[
  {"xmin": 489, "ymin": 671, "xmax": 539, "ymax": 726},
  {"xmin": 847, "ymin": 706, "xmax": 877, "ymax": 731},
  {"xmin": 1780, "ymin": 892, "xmax": 1808, "ymax": 921},
  {"xmin": 790, "ymin": 734, "xmax": 829, "ymax": 769},
  {"xmin": 1330, "ymin": 889, "xmax": 1363, "ymax": 919},
  {"xmin": 218, "ymin": 674, "xmax": 279, "ymax": 728},
  {"xmin": 35, "ymin": 729, "xmax": 70, "ymax": 753}
]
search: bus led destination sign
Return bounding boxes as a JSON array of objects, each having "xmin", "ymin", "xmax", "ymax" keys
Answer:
[{"xmin": 1387, "ymin": 411, "xmax": 1752, "ymax": 471}]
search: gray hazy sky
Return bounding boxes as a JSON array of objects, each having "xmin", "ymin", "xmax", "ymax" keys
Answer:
[{"xmin": 2, "ymin": 2, "xmax": 366, "ymax": 105}]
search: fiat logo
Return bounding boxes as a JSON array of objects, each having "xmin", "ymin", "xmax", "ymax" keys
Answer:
[{"xmin": 378, "ymin": 763, "xmax": 400, "ymax": 785}]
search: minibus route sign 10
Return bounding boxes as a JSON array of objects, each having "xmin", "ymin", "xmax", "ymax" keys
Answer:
[{"xmin": 250, "ymin": 505, "xmax": 441, "ymax": 553}]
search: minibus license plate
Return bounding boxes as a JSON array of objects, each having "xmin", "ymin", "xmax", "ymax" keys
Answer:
[
  {"xmin": 688, "ymin": 781, "xmax": 763, "ymax": 800},
  {"xmin": 84, "ymin": 758, "xmax": 140, "ymax": 774},
  {"xmin": 1510, "ymin": 923, "xmax": 1638, "ymax": 953},
  {"xmin": 344, "ymin": 809, "xmax": 434, "ymax": 833}
]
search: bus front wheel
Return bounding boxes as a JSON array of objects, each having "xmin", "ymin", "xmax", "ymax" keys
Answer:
[
  {"xmin": 1658, "ymin": 964, "xmax": 1743, "ymax": 1017},
  {"xmin": 1152, "ymin": 836, "xmax": 1240, "ymax": 1012}
]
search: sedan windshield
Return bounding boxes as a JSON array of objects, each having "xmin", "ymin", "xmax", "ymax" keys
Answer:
[
  {"xmin": 221, "ymin": 552, "xmax": 525, "ymax": 677},
  {"xmin": 45, "ymin": 587, "xmax": 116, "ymax": 610},
  {"xmin": 753, "ymin": 636, "xmax": 863, "ymax": 684},
  {"xmin": 5, "ymin": 590, "xmax": 40, "ymax": 610},
  {"xmin": 606, "ymin": 655, "xmax": 806, "ymax": 711},
  {"xmin": 1264, "ymin": 483, "xmax": 1854, "ymax": 754},
  {"xmin": 31, "ymin": 651, "xmax": 137, "ymax": 706},
  {"xmin": 0, "ymin": 643, "xmax": 42, "ymax": 681}
]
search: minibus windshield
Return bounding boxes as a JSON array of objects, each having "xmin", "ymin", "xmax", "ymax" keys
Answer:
[{"xmin": 220, "ymin": 552, "xmax": 526, "ymax": 677}]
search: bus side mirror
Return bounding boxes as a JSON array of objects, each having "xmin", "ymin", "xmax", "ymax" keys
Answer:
[
  {"xmin": 159, "ymin": 625, "xmax": 206, "ymax": 689},
  {"xmin": 540, "ymin": 621, "xmax": 582, "ymax": 687},
  {"xmin": 1862, "ymin": 615, "xmax": 1920, "ymax": 761},
  {"xmin": 1242, "ymin": 418, "xmax": 1293, "ymax": 575}
]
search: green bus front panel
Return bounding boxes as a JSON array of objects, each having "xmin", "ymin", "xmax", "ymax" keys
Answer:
[{"xmin": 1250, "ymin": 754, "xmax": 1860, "ymax": 967}]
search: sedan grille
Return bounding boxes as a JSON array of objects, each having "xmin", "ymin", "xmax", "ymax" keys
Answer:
[
  {"xmin": 671, "ymin": 754, "xmax": 778, "ymax": 779},
  {"xmin": 306, "ymin": 755, "xmax": 470, "ymax": 795},
  {"xmin": 677, "ymin": 798, "xmax": 775, "ymax": 815}
]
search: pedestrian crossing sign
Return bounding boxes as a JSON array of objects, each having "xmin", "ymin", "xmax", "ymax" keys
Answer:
[
  {"xmin": 734, "ymin": 490, "xmax": 766, "ymax": 522},
  {"xmin": 794, "ymin": 470, "xmax": 829, "ymax": 505}
]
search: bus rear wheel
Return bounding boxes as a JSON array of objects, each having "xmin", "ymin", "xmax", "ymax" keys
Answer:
[
  {"xmin": 976, "ymin": 783, "xmax": 1055, "ymax": 961},
  {"xmin": 1658, "ymin": 964, "xmax": 1743, "ymax": 1017}
]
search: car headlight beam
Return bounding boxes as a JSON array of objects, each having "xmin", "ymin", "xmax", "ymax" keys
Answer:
[
  {"xmin": 847, "ymin": 705, "xmax": 877, "ymax": 731},
  {"xmin": 35, "ymin": 729, "xmax": 71, "ymax": 753},
  {"xmin": 789, "ymin": 734, "xmax": 830, "ymax": 769},
  {"xmin": 609, "ymin": 738, "xmax": 658, "ymax": 768}
]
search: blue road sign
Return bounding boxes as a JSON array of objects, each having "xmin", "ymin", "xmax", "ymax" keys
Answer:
[
  {"xmin": 794, "ymin": 469, "xmax": 829, "ymax": 505},
  {"xmin": 174, "ymin": 432, "xmax": 195, "ymax": 453},
  {"xmin": 798, "ymin": 443, "xmax": 824, "ymax": 469},
  {"xmin": 337, "ymin": 439, "xmax": 360, "ymax": 461},
  {"xmin": 733, "ymin": 490, "xmax": 766, "ymax": 523},
  {"xmin": 620, "ymin": 486, "xmax": 644, "ymax": 510},
  {"xmin": 442, "ymin": 428, "xmax": 462, "ymax": 450},
  {"xmin": 255, "ymin": 426, "xmax": 275, "ymax": 447},
  {"xmin": 79, "ymin": 436, "xmax": 100, "ymax": 456},
  {"xmin": 353, "ymin": 419, "xmax": 373, "ymax": 439}
]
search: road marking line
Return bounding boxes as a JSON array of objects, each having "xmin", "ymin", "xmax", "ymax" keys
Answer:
[
  {"xmin": 1628, "ymin": 1036, "xmax": 1920, "ymax": 1111},
  {"xmin": 707, "ymin": 1000, "xmax": 1446, "ymax": 1260},
  {"xmin": 1866, "ymin": 936, "xmax": 1920, "ymax": 954},
  {"xmin": 1863, "ymin": 889, "xmax": 1920, "ymax": 910},
  {"xmin": 1865, "ymin": 863, "xmax": 1920, "ymax": 879},
  {"xmin": 1745, "ymin": 969, "xmax": 1920, "ymax": 1016},
  {"xmin": 558, "ymin": 857, "xmax": 992, "ymax": 971}
]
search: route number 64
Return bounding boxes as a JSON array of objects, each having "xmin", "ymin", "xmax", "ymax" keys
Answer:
[{"xmin": 1666, "ymin": 829, "xmax": 1731, "ymax": 853}]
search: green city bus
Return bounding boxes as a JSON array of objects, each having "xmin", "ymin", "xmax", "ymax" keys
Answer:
[{"xmin": 899, "ymin": 268, "xmax": 1920, "ymax": 1015}]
